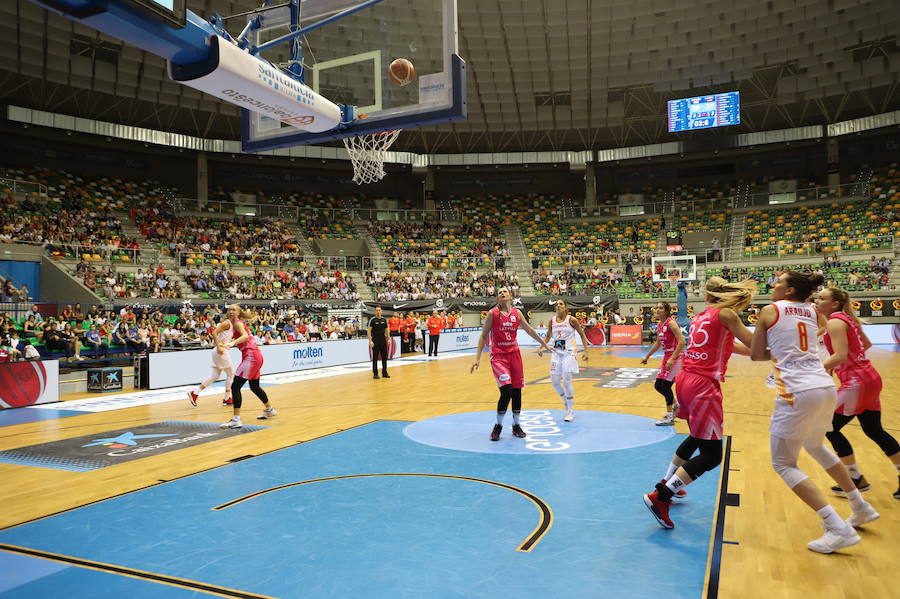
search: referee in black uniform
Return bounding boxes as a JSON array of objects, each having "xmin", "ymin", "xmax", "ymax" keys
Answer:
[{"xmin": 367, "ymin": 306, "xmax": 390, "ymax": 379}]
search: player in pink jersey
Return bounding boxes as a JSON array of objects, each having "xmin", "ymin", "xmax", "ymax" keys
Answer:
[
  {"xmin": 187, "ymin": 316, "xmax": 234, "ymax": 407},
  {"xmin": 641, "ymin": 302, "xmax": 685, "ymax": 426},
  {"xmin": 471, "ymin": 288, "xmax": 552, "ymax": 441},
  {"xmin": 752, "ymin": 272, "xmax": 878, "ymax": 553},
  {"xmin": 817, "ymin": 287, "xmax": 900, "ymax": 501},
  {"xmin": 643, "ymin": 277, "xmax": 756, "ymax": 529},
  {"xmin": 220, "ymin": 304, "xmax": 276, "ymax": 429}
]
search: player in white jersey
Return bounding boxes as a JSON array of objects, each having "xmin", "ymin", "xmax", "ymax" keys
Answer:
[
  {"xmin": 539, "ymin": 300, "xmax": 589, "ymax": 422},
  {"xmin": 751, "ymin": 271, "xmax": 878, "ymax": 554},
  {"xmin": 187, "ymin": 317, "xmax": 235, "ymax": 407}
]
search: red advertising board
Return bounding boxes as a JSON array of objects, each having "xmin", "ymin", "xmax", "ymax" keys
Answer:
[{"xmin": 610, "ymin": 325, "xmax": 643, "ymax": 345}]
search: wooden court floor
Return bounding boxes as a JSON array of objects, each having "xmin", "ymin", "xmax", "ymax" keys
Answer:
[{"xmin": 1, "ymin": 346, "xmax": 898, "ymax": 599}]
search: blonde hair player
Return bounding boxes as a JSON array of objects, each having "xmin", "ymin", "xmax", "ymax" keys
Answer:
[
  {"xmin": 538, "ymin": 300, "xmax": 590, "ymax": 422},
  {"xmin": 187, "ymin": 316, "xmax": 235, "ymax": 407},
  {"xmin": 471, "ymin": 288, "xmax": 553, "ymax": 441},
  {"xmin": 641, "ymin": 302, "xmax": 686, "ymax": 426},
  {"xmin": 643, "ymin": 277, "xmax": 756, "ymax": 529},
  {"xmin": 817, "ymin": 287, "xmax": 900, "ymax": 501},
  {"xmin": 751, "ymin": 272, "xmax": 878, "ymax": 554},
  {"xmin": 220, "ymin": 304, "xmax": 276, "ymax": 429}
]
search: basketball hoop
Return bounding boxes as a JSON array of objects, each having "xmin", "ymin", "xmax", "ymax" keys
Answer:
[{"xmin": 342, "ymin": 129, "xmax": 401, "ymax": 185}]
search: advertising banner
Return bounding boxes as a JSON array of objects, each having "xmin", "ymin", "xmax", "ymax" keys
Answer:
[
  {"xmin": 148, "ymin": 339, "xmax": 370, "ymax": 389},
  {"xmin": 0, "ymin": 360, "xmax": 59, "ymax": 409},
  {"xmin": 609, "ymin": 325, "xmax": 643, "ymax": 345}
]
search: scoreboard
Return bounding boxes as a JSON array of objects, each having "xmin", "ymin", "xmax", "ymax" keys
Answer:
[{"xmin": 667, "ymin": 92, "xmax": 740, "ymax": 132}]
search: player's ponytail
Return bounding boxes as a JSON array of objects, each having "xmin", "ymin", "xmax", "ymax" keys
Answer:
[
  {"xmin": 704, "ymin": 276, "xmax": 757, "ymax": 312},
  {"xmin": 784, "ymin": 270, "xmax": 824, "ymax": 301}
]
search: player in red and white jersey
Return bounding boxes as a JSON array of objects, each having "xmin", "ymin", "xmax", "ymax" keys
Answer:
[
  {"xmin": 818, "ymin": 287, "xmax": 900, "ymax": 502},
  {"xmin": 752, "ymin": 272, "xmax": 877, "ymax": 553},
  {"xmin": 471, "ymin": 288, "xmax": 552, "ymax": 441},
  {"xmin": 641, "ymin": 302, "xmax": 685, "ymax": 426},
  {"xmin": 187, "ymin": 316, "xmax": 235, "ymax": 407},
  {"xmin": 539, "ymin": 300, "xmax": 590, "ymax": 422},
  {"xmin": 220, "ymin": 304, "xmax": 276, "ymax": 429},
  {"xmin": 643, "ymin": 277, "xmax": 755, "ymax": 530}
]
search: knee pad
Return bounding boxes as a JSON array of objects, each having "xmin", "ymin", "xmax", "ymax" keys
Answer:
[
  {"xmin": 803, "ymin": 442, "xmax": 841, "ymax": 471},
  {"xmin": 825, "ymin": 430, "xmax": 855, "ymax": 458},
  {"xmin": 511, "ymin": 387, "xmax": 522, "ymax": 412},
  {"xmin": 771, "ymin": 456, "xmax": 807, "ymax": 488}
]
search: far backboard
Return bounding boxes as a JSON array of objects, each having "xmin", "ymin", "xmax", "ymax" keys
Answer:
[
  {"xmin": 242, "ymin": 0, "xmax": 465, "ymax": 152},
  {"xmin": 652, "ymin": 255, "xmax": 698, "ymax": 283}
]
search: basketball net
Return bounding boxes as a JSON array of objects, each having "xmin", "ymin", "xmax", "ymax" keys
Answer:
[{"xmin": 342, "ymin": 130, "xmax": 402, "ymax": 185}]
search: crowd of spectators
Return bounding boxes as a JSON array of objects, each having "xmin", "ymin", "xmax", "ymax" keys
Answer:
[
  {"xmin": 369, "ymin": 221, "xmax": 510, "ymax": 264},
  {"xmin": 366, "ymin": 269, "xmax": 520, "ymax": 300},
  {"xmin": 0, "ymin": 303, "xmax": 367, "ymax": 363},
  {"xmin": 1, "ymin": 191, "xmax": 140, "ymax": 258},
  {"xmin": 73, "ymin": 261, "xmax": 182, "ymax": 299},
  {"xmin": 531, "ymin": 265, "xmax": 666, "ymax": 296},
  {"xmin": 183, "ymin": 266, "xmax": 360, "ymax": 301},
  {"xmin": 135, "ymin": 209, "xmax": 301, "ymax": 259}
]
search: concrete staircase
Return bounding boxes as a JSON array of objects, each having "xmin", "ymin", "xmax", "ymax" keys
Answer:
[
  {"xmin": 361, "ymin": 231, "xmax": 390, "ymax": 272},
  {"xmin": 725, "ymin": 213, "xmax": 747, "ymax": 262},
  {"xmin": 503, "ymin": 225, "xmax": 535, "ymax": 295}
]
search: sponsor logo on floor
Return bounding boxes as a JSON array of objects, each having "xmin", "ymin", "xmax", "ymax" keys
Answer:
[
  {"xmin": 0, "ymin": 421, "xmax": 266, "ymax": 472},
  {"xmin": 528, "ymin": 366, "xmax": 658, "ymax": 389}
]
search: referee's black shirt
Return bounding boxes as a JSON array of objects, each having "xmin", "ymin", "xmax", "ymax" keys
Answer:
[{"xmin": 368, "ymin": 316, "xmax": 388, "ymax": 343}]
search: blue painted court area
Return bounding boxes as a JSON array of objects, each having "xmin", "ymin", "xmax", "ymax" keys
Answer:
[
  {"xmin": 0, "ymin": 409, "xmax": 84, "ymax": 427},
  {"xmin": 0, "ymin": 420, "xmax": 720, "ymax": 598},
  {"xmin": 405, "ymin": 409, "xmax": 675, "ymax": 454}
]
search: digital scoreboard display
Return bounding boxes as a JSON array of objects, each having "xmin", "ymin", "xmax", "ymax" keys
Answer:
[
  {"xmin": 665, "ymin": 231, "xmax": 684, "ymax": 252},
  {"xmin": 667, "ymin": 92, "xmax": 740, "ymax": 132}
]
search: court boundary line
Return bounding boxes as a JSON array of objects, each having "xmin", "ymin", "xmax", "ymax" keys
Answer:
[
  {"xmin": 703, "ymin": 435, "xmax": 733, "ymax": 599},
  {"xmin": 0, "ymin": 543, "xmax": 275, "ymax": 599},
  {"xmin": 0, "ymin": 420, "xmax": 381, "ymax": 532},
  {"xmin": 212, "ymin": 472, "xmax": 553, "ymax": 552}
]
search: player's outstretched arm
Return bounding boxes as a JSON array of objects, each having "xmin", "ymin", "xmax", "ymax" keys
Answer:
[
  {"xmin": 518, "ymin": 310, "xmax": 552, "ymax": 352},
  {"xmin": 471, "ymin": 311, "xmax": 493, "ymax": 373}
]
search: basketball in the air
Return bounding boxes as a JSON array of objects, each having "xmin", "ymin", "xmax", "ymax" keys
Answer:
[{"xmin": 389, "ymin": 58, "xmax": 416, "ymax": 86}]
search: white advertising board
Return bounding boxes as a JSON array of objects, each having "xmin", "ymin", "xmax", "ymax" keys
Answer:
[
  {"xmin": 148, "ymin": 339, "xmax": 370, "ymax": 389},
  {"xmin": 0, "ymin": 359, "xmax": 59, "ymax": 408}
]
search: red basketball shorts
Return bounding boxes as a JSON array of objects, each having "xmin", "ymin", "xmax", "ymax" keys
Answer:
[
  {"xmin": 490, "ymin": 351, "xmax": 524, "ymax": 389},
  {"xmin": 235, "ymin": 349, "xmax": 264, "ymax": 380},
  {"xmin": 675, "ymin": 371, "xmax": 724, "ymax": 441}
]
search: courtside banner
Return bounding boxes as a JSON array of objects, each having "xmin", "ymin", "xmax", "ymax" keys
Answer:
[
  {"xmin": 440, "ymin": 327, "xmax": 481, "ymax": 352},
  {"xmin": 0, "ymin": 360, "xmax": 59, "ymax": 409},
  {"xmin": 147, "ymin": 339, "xmax": 369, "ymax": 389},
  {"xmin": 610, "ymin": 325, "xmax": 643, "ymax": 345}
]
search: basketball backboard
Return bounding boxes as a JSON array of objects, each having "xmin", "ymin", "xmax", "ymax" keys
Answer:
[
  {"xmin": 651, "ymin": 255, "xmax": 698, "ymax": 284},
  {"xmin": 241, "ymin": 0, "xmax": 465, "ymax": 152}
]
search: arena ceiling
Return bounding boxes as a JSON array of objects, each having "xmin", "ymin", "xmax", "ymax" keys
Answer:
[{"xmin": 2, "ymin": 0, "xmax": 900, "ymax": 154}]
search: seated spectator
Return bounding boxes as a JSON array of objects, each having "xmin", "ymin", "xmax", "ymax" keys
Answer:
[{"xmin": 83, "ymin": 324, "xmax": 109, "ymax": 356}]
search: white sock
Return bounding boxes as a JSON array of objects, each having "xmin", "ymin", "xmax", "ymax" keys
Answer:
[
  {"xmin": 512, "ymin": 411, "xmax": 520, "ymax": 425},
  {"xmin": 565, "ymin": 398, "xmax": 573, "ymax": 410},
  {"xmin": 816, "ymin": 505, "xmax": 847, "ymax": 531},
  {"xmin": 846, "ymin": 489, "xmax": 866, "ymax": 511},
  {"xmin": 496, "ymin": 412, "xmax": 505, "ymax": 426},
  {"xmin": 847, "ymin": 463, "xmax": 861, "ymax": 477},
  {"xmin": 192, "ymin": 385, "xmax": 203, "ymax": 394},
  {"xmin": 664, "ymin": 463, "xmax": 679, "ymax": 481},
  {"xmin": 665, "ymin": 474, "xmax": 688, "ymax": 494}
]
